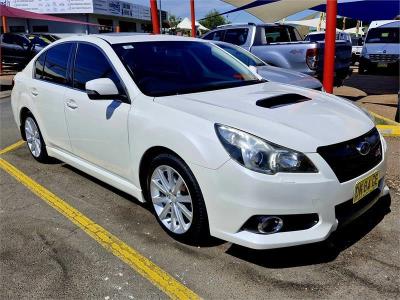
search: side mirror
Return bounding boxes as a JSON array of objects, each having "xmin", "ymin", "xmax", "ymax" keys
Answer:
[{"xmin": 85, "ymin": 78, "xmax": 127, "ymax": 101}]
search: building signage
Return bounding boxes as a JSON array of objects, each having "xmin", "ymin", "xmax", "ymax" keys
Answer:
[
  {"xmin": 4, "ymin": 0, "xmax": 156, "ymax": 22},
  {"xmin": 93, "ymin": 0, "xmax": 151, "ymax": 21},
  {"xmin": 7, "ymin": 0, "xmax": 94, "ymax": 14}
]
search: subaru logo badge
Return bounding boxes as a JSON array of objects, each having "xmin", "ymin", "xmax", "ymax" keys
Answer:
[{"xmin": 356, "ymin": 141, "xmax": 371, "ymax": 156}]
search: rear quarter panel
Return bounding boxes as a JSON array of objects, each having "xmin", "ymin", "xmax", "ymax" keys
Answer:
[{"xmin": 250, "ymin": 42, "xmax": 317, "ymax": 75}]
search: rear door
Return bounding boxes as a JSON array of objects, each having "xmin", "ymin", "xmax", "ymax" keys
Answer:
[
  {"xmin": 64, "ymin": 42, "xmax": 131, "ymax": 179},
  {"xmin": 32, "ymin": 42, "xmax": 74, "ymax": 152}
]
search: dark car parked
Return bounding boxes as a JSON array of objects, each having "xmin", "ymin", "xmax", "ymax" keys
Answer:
[{"xmin": 1, "ymin": 33, "xmax": 51, "ymax": 69}]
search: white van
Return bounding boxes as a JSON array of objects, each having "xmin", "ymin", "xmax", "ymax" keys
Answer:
[{"xmin": 359, "ymin": 20, "xmax": 400, "ymax": 74}]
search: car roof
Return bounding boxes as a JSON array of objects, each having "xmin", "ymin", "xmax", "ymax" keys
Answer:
[
  {"xmin": 58, "ymin": 33, "xmax": 204, "ymax": 45},
  {"xmin": 307, "ymin": 31, "xmax": 325, "ymax": 35}
]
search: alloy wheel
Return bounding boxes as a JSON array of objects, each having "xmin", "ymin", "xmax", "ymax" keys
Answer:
[
  {"xmin": 25, "ymin": 117, "xmax": 41, "ymax": 158},
  {"xmin": 150, "ymin": 165, "xmax": 193, "ymax": 234}
]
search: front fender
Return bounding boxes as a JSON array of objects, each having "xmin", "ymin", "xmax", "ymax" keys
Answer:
[{"xmin": 129, "ymin": 98, "xmax": 230, "ymax": 187}]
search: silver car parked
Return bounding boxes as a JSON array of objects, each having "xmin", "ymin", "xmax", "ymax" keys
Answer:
[{"xmin": 212, "ymin": 41, "xmax": 323, "ymax": 91}]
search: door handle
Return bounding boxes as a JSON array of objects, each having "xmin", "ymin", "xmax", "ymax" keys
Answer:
[
  {"xmin": 31, "ymin": 88, "xmax": 38, "ymax": 96},
  {"xmin": 66, "ymin": 99, "xmax": 78, "ymax": 109}
]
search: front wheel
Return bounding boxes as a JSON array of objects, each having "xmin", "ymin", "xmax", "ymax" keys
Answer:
[
  {"xmin": 146, "ymin": 153, "xmax": 209, "ymax": 244},
  {"xmin": 358, "ymin": 62, "xmax": 366, "ymax": 74},
  {"xmin": 24, "ymin": 114, "xmax": 50, "ymax": 163}
]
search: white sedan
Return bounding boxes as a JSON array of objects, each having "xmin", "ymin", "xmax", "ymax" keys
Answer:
[{"xmin": 11, "ymin": 34, "xmax": 389, "ymax": 249}]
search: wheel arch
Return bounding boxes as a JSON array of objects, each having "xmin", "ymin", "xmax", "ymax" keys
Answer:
[
  {"xmin": 19, "ymin": 107, "xmax": 32, "ymax": 140},
  {"xmin": 138, "ymin": 146, "xmax": 185, "ymax": 200}
]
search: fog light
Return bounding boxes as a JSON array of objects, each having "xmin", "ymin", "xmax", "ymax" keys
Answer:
[{"xmin": 257, "ymin": 216, "xmax": 283, "ymax": 234}]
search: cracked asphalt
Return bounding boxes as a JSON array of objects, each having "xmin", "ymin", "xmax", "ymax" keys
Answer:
[{"xmin": 1, "ymin": 93, "xmax": 399, "ymax": 299}]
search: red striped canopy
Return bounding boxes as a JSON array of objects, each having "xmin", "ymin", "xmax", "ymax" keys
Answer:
[{"xmin": 0, "ymin": 5, "xmax": 98, "ymax": 26}]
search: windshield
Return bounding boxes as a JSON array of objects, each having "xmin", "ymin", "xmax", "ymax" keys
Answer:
[
  {"xmin": 365, "ymin": 27, "xmax": 399, "ymax": 43},
  {"xmin": 112, "ymin": 41, "xmax": 261, "ymax": 97},
  {"xmin": 305, "ymin": 33, "xmax": 326, "ymax": 42},
  {"xmin": 28, "ymin": 35, "xmax": 51, "ymax": 47},
  {"xmin": 217, "ymin": 43, "xmax": 266, "ymax": 67}
]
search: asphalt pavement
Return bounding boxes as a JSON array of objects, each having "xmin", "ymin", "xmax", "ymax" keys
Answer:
[{"xmin": 1, "ymin": 95, "xmax": 399, "ymax": 299}]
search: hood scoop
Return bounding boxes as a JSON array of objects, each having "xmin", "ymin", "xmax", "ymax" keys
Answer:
[{"xmin": 256, "ymin": 93, "xmax": 311, "ymax": 109}]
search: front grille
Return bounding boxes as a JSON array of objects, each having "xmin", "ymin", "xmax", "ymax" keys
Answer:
[
  {"xmin": 317, "ymin": 128, "xmax": 382, "ymax": 183},
  {"xmin": 335, "ymin": 187, "xmax": 381, "ymax": 228},
  {"xmin": 369, "ymin": 54, "xmax": 399, "ymax": 63}
]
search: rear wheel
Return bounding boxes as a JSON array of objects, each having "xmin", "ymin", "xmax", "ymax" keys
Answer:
[
  {"xmin": 146, "ymin": 153, "xmax": 209, "ymax": 244},
  {"xmin": 24, "ymin": 114, "xmax": 50, "ymax": 163}
]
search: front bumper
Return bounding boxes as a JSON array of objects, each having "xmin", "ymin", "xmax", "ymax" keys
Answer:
[
  {"xmin": 360, "ymin": 56, "xmax": 400, "ymax": 71},
  {"xmin": 190, "ymin": 139, "xmax": 388, "ymax": 250}
]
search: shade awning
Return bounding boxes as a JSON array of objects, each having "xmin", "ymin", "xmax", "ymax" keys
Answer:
[
  {"xmin": 0, "ymin": 5, "xmax": 98, "ymax": 26},
  {"xmin": 221, "ymin": 0, "xmax": 325, "ymax": 22},
  {"xmin": 283, "ymin": 17, "xmax": 326, "ymax": 29},
  {"xmin": 221, "ymin": 0, "xmax": 399, "ymax": 22}
]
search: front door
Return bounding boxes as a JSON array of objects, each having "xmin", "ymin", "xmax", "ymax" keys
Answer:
[{"xmin": 64, "ymin": 43, "xmax": 131, "ymax": 179}]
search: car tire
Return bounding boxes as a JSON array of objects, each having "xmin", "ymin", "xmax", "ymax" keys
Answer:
[
  {"xmin": 23, "ymin": 113, "xmax": 50, "ymax": 163},
  {"xmin": 358, "ymin": 63, "xmax": 365, "ymax": 74},
  {"xmin": 146, "ymin": 153, "xmax": 210, "ymax": 244}
]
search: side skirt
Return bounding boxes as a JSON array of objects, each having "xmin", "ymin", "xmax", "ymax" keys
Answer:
[{"xmin": 47, "ymin": 146, "xmax": 145, "ymax": 203}]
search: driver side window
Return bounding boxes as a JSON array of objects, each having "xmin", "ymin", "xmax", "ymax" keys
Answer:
[{"xmin": 73, "ymin": 43, "xmax": 125, "ymax": 95}]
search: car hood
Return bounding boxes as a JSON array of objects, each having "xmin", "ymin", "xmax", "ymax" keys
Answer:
[
  {"xmin": 364, "ymin": 43, "xmax": 400, "ymax": 55},
  {"xmin": 256, "ymin": 65, "xmax": 322, "ymax": 90},
  {"xmin": 155, "ymin": 82, "xmax": 374, "ymax": 153}
]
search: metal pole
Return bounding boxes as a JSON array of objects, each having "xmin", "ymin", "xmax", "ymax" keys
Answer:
[
  {"xmin": 323, "ymin": 0, "xmax": 337, "ymax": 93},
  {"xmin": 2, "ymin": 16, "xmax": 7, "ymax": 33},
  {"xmin": 150, "ymin": 0, "xmax": 160, "ymax": 34},
  {"xmin": 0, "ymin": 16, "xmax": 7, "ymax": 75},
  {"xmin": 190, "ymin": 0, "xmax": 196, "ymax": 37},
  {"xmin": 159, "ymin": 0, "xmax": 162, "ymax": 34}
]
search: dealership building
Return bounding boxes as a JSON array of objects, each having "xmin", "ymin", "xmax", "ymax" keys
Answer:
[{"xmin": 1, "ymin": 0, "xmax": 167, "ymax": 34}]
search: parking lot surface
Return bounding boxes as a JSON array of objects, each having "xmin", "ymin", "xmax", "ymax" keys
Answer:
[{"xmin": 1, "ymin": 80, "xmax": 399, "ymax": 298}]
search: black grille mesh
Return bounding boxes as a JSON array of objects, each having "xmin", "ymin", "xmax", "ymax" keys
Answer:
[{"xmin": 317, "ymin": 128, "xmax": 382, "ymax": 183}]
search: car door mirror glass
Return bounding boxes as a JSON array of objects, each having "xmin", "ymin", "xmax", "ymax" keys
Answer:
[{"xmin": 85, "ymin": 78, "xmax": 127, "ymax": 101}]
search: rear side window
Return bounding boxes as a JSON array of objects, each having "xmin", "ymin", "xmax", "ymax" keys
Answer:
[
  {"xmin": 42, "ymin": 43, "xmax": 73, "ymax": 85},
  {"xmin": 263, "ymin": 26, "xmax": 301, "ymax": 43},
  {"xmin": 203, "ymin": 30, "xmax": 225, "ymax": 41},
  {"xmin": 73, "ymin": 43, "xmax": 124, "ymax": 93},
  {"xmin": 224, "ymin": 28, "xmax": 249, "ymax": 45},
  {"xmin": 34, "ymin": 52, "xmax": 46, "ymax": 79}
]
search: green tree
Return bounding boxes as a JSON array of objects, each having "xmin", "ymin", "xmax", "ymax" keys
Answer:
[
  {"xmin": 199, "ymin": 10, "xmax": 230, "ymax": 30},
  {"xmin": 168, "ymin": 14, "xmax": 181, "ymax": 29}
]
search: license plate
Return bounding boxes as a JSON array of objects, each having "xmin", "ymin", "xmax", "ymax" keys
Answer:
[
  {"xmin": 353, "ymin": 171, "xmax": 379, "ymax": 204},
  {"xmin": 377, "ymin": 63, "xmax": 388, "ymax": 68}
]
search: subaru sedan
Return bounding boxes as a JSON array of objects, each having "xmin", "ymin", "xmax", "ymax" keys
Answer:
[{"xmin": 11, "ymin": 34, "xmax": 389, "ymax": 249}]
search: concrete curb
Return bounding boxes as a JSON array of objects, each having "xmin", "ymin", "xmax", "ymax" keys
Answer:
[
  {"xmin": 0, "ymin": 91, "xmax": 11, "ymax": 99},
  {"xmin": 371, "ymin": 112, "xmax": 400, "ymax": 137},
  {"xmin": 377, "ymin": 125, "xmax": 400, "ymax": 137}
]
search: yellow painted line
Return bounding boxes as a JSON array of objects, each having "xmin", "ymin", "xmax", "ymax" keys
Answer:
[
  {"xmin": 377, "ymin": 125, "xmax": 400, "ymax": 137},
  {"xmin": 370, "ymin": 111, "xmax": 400, "ymax": 126},
  {"xmin": 0, "ymin": 157, "xmax": 200, "ymax": 300},
  {"xmin": 0, "ymin": 140, "xmax": 25, "ymax": 155}
]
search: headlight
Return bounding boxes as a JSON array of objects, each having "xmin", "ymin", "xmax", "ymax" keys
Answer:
[{"xmin": 215, "ymin": 124, "xmax": 318, "ymax": 174}]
